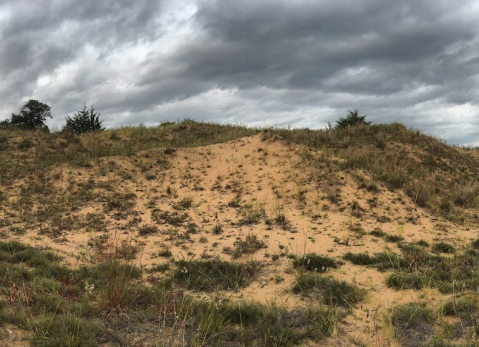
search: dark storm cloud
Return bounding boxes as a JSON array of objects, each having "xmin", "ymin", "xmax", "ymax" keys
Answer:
[
  {"xmin": 187, "ymin": 0, "xmax": 479, "ymax": 95},
  {"xmin": 0, "ymin": 0, "xmax": 478, "ymax": 145},
  {"xmin": 0, "ymin": 0, "xmax": 164, "ymax": 114}
]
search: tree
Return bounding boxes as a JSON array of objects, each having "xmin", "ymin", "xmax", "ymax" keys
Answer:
[
  {"xmin": 335, "ymin": 109, "xmax": 371, "ymax": 129},
  {"xmin": 6, "ymin": 100, "xmax": 52, "ymax": 130},
  {"xmin": 63, "ymin": 105, "xmax": 105, "ymax": 134}
]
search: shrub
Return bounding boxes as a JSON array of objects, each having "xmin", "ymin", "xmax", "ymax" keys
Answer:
[
  {"xmin": 63, "ymin": 105, "xmax": 104, "ymax": 134},
  {"xmin": 335, "ymin": 110, "xmax": 371, "ymax": 129}
]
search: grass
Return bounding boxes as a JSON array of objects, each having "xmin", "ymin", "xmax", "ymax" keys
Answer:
[
  {"xmin": 173, "ymin": 259, "xmax": 260, "ymax": 292},
  {"xmin": 343, "ymin": 240, "xmax": 479, "ymax": 294},
  {"xmin": 391, "ymin": 302, "xmax": 433, "ymax": 328},
  {"xmin": 0, "ymin": 241, "xmax": 346, "ymax": 346},
  {"xmin": 442, "ymin": 293, "xmax": 479, "ymax": 319},
  {"xmin": 343, "ymin": 251, "xmax": 406, "ymax": 271},
  {"xmin": 268, "ymin": 123, "xmax": 479, "ymax": 222},
  {"xmin": 292, "ymin": 272, "xmax": 364, "ymax": 307},
  {"xmin": 432, "ymin": 242, "xmax": 455, "ymax": 254},
  {"xmin": 293, "ymin": 253, "xmax": 340, "ymax": 272},
  {"xmin": 229, "ymin": 234, "xmax": 266, "ymax": 259}
]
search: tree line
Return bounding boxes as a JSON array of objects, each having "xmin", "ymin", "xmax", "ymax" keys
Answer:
[{"xmin": 0, "ymin": 100, "xmax": 104, "ymax": 134}]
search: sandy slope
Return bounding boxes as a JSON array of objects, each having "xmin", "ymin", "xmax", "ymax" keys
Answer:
[{"xmin": 1, "ymin": 133, "xmax": 477, "ymax": 346}]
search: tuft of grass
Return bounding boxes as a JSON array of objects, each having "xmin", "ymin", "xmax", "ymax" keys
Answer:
[
  {"xmin": 212, "ymin": 222, "xmax": 223, "ymax": 235},
  {"xmin": 293, "ymin": 253, "xmax": 340, "ymax": 272},
  {"xmin": 158, "ymin": 248, "xmax": 173, "ymax": 258},
  {"xmin": 152, "ymin": 210, "xmax": 189, "ymax": 226},
  {"xmin": 173, "ymin": 197, "xmax": 193, "ymax": 210},
  {"xmin": 343, "ymin": 251, "xmax": 406, "ymax": 272},
  {"xmin": 230, "ymin": 234, "xmax": 266, "ymax": 259},
  {"xmin": 30, "ymin": 312, "xmax": 103, "ymax": 347},
  {"xmin": 138, "ymin": 224, "xmax": 159, "ymax": 236},
  {"xmin": 441, "ymin": 293, "xmax": 479, "ymax": 319},
  {"xmin": 292, "ymin": 272, "xmax": 363, "ymax": 307},
  {"xmin": 369, "ymin": 228, "xmax": 386, "ymax": 238},
  {"xmin": 174, "ymin": 259, "xmax": 260, "ymax": 292},
  {"xmin": 432, "ymin": 242, "xmax": 455, "ymax": 254},
  {"xmin": 391, "ymin": 302, "xmax": 433, "ymax": 328},
  {"xmin": 385, "ymin": 234, "xmax": 404, "ymax": 243}
]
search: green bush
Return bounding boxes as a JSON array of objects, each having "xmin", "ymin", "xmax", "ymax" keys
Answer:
[{"xmin": 63, "ymin": 105, "xmax": 104, "ymax": 135}]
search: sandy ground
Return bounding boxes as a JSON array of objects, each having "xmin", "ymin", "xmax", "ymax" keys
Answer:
[{"xmin": 1, "ymin": 133, "xmax": 478, "ymax": 346}]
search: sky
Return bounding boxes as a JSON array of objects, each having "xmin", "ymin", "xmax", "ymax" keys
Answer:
[{"xmin": 1, "ymin": 0, "xmax": 479, "ymax": 145}]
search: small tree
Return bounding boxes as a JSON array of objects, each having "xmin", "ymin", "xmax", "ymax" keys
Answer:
[
  {"xmin": 6, "ymin": 100, "xmax": 52, "ymax": 130},
  {"xmin": 63, "ymin": 105, "xmax": 105, "ymax": 134},
  {"xmin": 335, "ymin": 109, "xmax": 371, "ymax": 129}
]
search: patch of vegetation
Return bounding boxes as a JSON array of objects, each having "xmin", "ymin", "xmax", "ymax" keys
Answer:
[
  {"xmin": 369, "ymin": 228, "xmax": 386, "ymax": 238},
  {"xmin": 293, "ymin": 272, "xmax": 363, "ymax": 307},
  {"xmin": 268, "ymin": 122, "xmax": 479, "ymax": 223},
  {"xmin": 173, "ymin": 259, "xmax": 260, "ymax": 292},
  {"xmin": 104, "ymin": 192, "xmax": 137, "ymax": 212},
  {"xmin": 432, "ymin": 242, "xmax": 455, "ymax": 254},
  {"xmin": 385, "ymin": 234, "xmax": 405, "ymax": 243},
  {"xmin": 343, "ymin": 251, "xmax": 406, "ymax": 272},
  {"xmin": 229, "ymin": 234, "xmax": 267, "ymax": 259},
  {"xmin": 237, "ymin": 204, "xmax": 265, "ymax": 226},
  {"xmin": 212, "ymin": 222, "xmax": 223, "ymax": 235},
  {"xmin": 391, "ymin": 302, "xmax": 433, "ymax": 328},
  {"xmin": 173, "ymin": 197, "xmax": 193, "ymax": 210},
  {"xmin": 293, "ymin": 253, "xmax": 340, "ymax": 272},
  {"xmin": 138, "ymin": 224, "xmax": 159, "ymax": 236},
  {"xmin": 442, "ymin": 293, "xmax": 479, "ymax": 320},
  {"xmin": 158, "ymin": 248, "xmax": 173, "ymax": 258},
  {"xmin": 152, "ymin": 209, "xmax": 189, "ymax": 226}
]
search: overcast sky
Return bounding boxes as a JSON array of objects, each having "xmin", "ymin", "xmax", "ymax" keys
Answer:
[{"xmin": 1, "ymin": 0, "xmax": 479, "ymax": 145}]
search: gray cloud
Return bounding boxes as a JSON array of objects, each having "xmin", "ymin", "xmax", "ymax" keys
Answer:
[{"xmin": 0, "ymin": 0, "xmax": 478, "ymax": 145}]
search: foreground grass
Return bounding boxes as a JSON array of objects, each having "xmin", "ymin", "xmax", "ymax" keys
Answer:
[{"xmin": 0, "ymin": 241, "xmax": 346, "ymax": 347}]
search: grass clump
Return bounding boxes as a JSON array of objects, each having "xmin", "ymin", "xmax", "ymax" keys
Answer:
[
  {"xmin": 104, "ymin": 192, "xmax": 136, "ymax": 212},
  {"xmin": 432, "ymin": 242, "xmax": 455, "ymax": 254},
  {"xmin": 237, "ymin": 204, "xmax": 265, "ymax": 226},
  {"xmin": 174, "ymin": 259, "xmax": 260, "ymax": 292},
  {"xmin": 230, "ymin": 234, "xmax": 266, "ymax": 259},
  {"xmin": 385, "ymin": 234, "xmax": 405, "ymax": 243},
  {"xmin": 343, "ymin": 251, "xmax": 406, "ymax": 272},
  {"xmin": 152, "ymin": 210, "xmax": 189, "ymax": 226},
  {"xmin": 391, "ymin": 302, "xmax": 433, "ymax": 328},
  {"xmin": 369, "ymin": 228, "xmax": 386, "ymax": 238},
  {"xmin": 138, "ymin": 224, "xmax": 159, "ymax": 236},
  {"xmin": 173, "ymin": 197, "xmax": 193, "ymax": 210},
  {"xmin": 442, "ymin": 293, "xmax": 479, "ymax": 319},
  {"xmin": 292, "ymin": 273, "xmax": 363, "ymax": 307},
  {"xmin": 293, "ymin": 253, "xmax": 340, "ymax": 272},
  {"xmin": 30, "ymin": 313, "xmax": 103, "ymax": 347}
]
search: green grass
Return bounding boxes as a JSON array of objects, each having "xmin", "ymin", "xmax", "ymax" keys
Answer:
[
  {"xmin": 173, "ymin": 259, "xmax": 260, "ymax": 292},
  {"xmin": 432, "ymin": 242, "xmax": 455, "ymax": 254},
  {"xmin": 391, "ymin": 302, "xmax": 433, "ymax": 328},
  {"xmin": 0, "ymin": 241, "xmax": 345, "ymax": 346},
  {"xmin": 230, "ymin": 234, "xmax": 266, "ymax": 259},
  {"xmin": 293, "ymin": 253, "xmax": 340, "ymax": 272},
  {"xmin": 343, "ymin": 251, "xmax": 406, "ymax": 271},
  {"xmin": 292, "ymin": 272, "xmax": 364, "ymax": 307}
]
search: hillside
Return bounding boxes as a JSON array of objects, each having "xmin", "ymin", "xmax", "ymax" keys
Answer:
[{"xmin": 1, "ymin": 120, "xmax": 479, "ymax": 347}]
